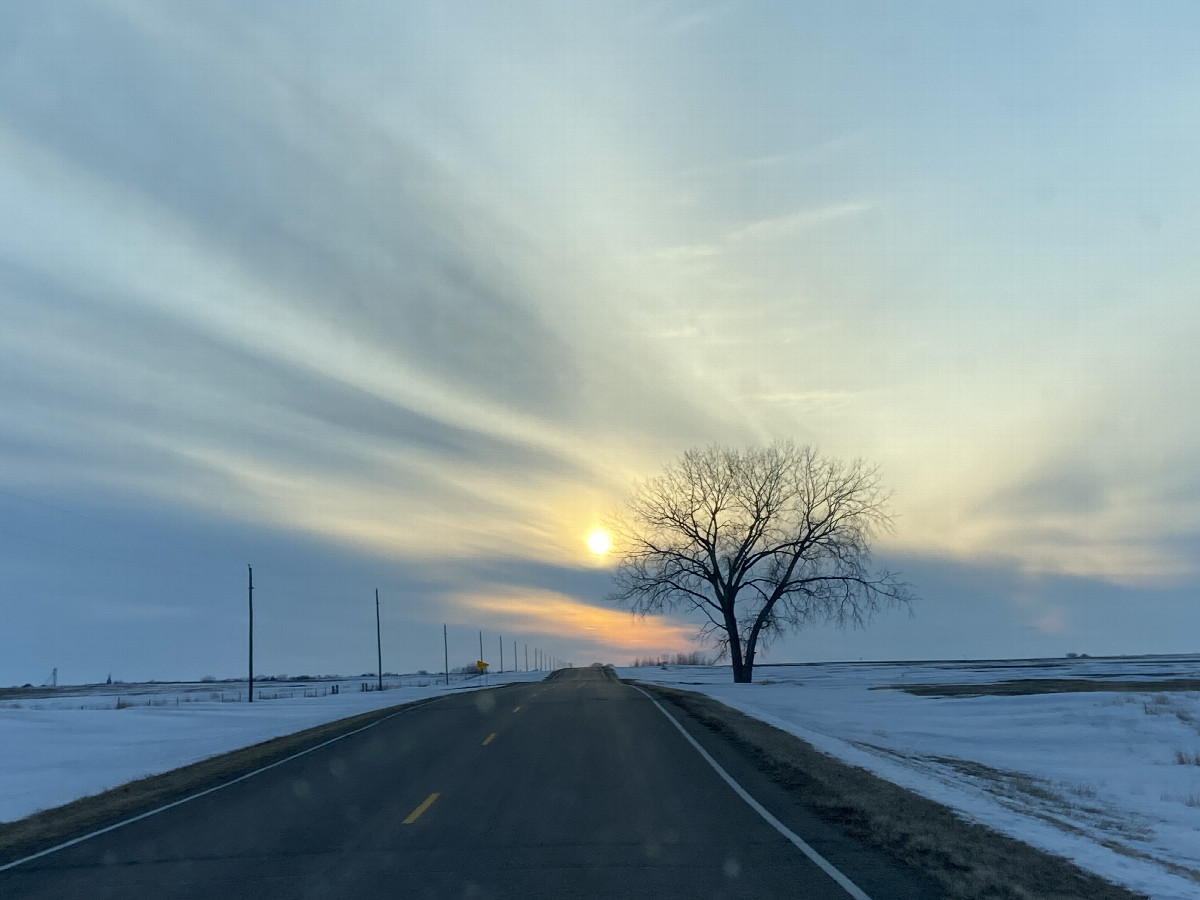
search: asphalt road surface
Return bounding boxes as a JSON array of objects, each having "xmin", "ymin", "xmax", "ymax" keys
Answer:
[{"xmin": 2, "ymin": 667, "xmax": 941, "ymax": 899}]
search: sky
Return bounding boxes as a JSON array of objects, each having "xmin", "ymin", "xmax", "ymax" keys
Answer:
[{"xmin": 2, "ymin": 0, "xmax": 1199, "ymax": 684}]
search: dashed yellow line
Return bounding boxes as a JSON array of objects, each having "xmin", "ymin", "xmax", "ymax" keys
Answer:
[
  {"xmin": 482, "ymin": 732, "xmax": 496, "ymax": 746},
  {"xmin": 403, "ymin": 792, "xmax": 439, "ymax": 824}
]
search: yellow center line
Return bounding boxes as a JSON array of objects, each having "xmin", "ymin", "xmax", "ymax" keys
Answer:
[
  {"xmin": 482, "ymin": 732, "xmax": 496, "ymax": 746},
  {"xmin": 402, "ymin": 792, "xmax": 440, "ymax": 824}
]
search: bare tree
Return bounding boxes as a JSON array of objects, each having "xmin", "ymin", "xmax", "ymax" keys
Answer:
[{"xmin": 608, "ymin": 443, "xmax": 914, "ymax": 683}]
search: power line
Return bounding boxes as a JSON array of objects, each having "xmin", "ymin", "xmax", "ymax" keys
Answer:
[{"xmin": 0, "ymin": 485, "xmax": 201, "ymax": 558}]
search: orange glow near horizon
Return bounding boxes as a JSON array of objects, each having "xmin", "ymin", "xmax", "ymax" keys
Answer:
[{"xmin": 456, "ymin": 588, "xmax": 695, "ymax": 657}]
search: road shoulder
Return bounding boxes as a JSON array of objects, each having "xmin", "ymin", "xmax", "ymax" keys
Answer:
[
  {"xmin": 0, "ymin": 694, "xmax": 452, "ymax": 866},
  {"xmin": 636, "ymin": 682, "xmax": 1150, "ymax": 900}
]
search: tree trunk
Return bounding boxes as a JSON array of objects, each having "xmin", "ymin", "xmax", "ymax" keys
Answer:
[
  {"xmin": 741, "ymin": 628, "xmax": 760, "ymax": 683},
  {"xmin": 741, "ymin": 648, "xmax": 755, "ymax": 683},
  {"xmin": 726, "ymin": 609, "xmax": 750, "ymax": 682}
]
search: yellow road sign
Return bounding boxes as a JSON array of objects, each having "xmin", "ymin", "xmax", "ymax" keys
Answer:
[{"xmin": 476, "ymin": 660, "xmax": 488, "ymax": 671}]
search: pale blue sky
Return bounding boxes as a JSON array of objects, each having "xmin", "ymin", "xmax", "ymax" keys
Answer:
[{"xmin": 2, "ymin": 1, "xmax": 1198, "ymax": 682}]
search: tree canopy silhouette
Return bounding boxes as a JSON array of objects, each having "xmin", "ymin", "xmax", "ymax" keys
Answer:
[{"xmin": 608, "ymin": 443, "xmax": 914, "ymax": 683}]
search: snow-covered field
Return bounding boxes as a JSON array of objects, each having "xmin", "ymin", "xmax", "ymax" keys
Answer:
[
  {"xmin": 620, "ymin": 656, "xmax": 1200, "ymax": 900},
  {"xmin": 0, "ymin": 671, "xmax": 542, "ymax": 826},
  {"xmin": 5, "ymin": 658, "xmax": 1199, "ymax": 899}
]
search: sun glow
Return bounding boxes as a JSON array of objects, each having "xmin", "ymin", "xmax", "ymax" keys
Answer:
[
  {"xmin": 585, "ymin": 529, "xmax": 612, "ymax": 555},
  {"xmin": 459, "ymin": 589, "xmax": 694, "ymax": 654}
]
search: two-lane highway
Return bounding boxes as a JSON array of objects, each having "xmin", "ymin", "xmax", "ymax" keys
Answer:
[{"xmin": 2, "ymin": 667, "xmax": 939, "ymax": 898}]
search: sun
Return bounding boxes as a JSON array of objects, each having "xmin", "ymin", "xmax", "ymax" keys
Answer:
[{"xmin": 585, "ymin": 529, "xmax": 611, "ymax": 556}]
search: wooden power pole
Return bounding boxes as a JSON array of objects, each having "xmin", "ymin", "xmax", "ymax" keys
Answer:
[
  {"xmin": 375, "ymin": 589, "xmax": 383, "ymax": 692},
  {"xmin": 248, "ymin": 565, "xmax": 254, "ymax": 703}
]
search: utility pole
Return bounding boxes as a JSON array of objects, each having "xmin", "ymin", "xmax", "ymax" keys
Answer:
[
  {"xmin": 514, "ymin": 640, "xmax": 517, "ymax": 674},
  {"xmin": 525, "ymin": 644, "xmax": 529, "ymax": 672},
  {"xmin": 375, "ymin": 589, "xmax": 383, "ymax": 692},
  {"xmin": 479, "ymin": 630, "xmax": 484, "ymax": 668},
  {"xmin": 499, "ymin": 636, "xmax": 504, "ymax": 674},
  {"xmin": 247, "ymin": 565, "xmax": 254, "ymax": 703},
  {"xmin": 443, "ymin": 624, "xmax": 449, "ymax": 686}
]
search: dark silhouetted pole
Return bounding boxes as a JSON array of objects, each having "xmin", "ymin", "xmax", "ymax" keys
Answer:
[
  {"xmin": 499, "ymin": 636, "xmax": 504, "ymax": 674},
  {"xmin": 514, "ymin": 640, "xmax": 518, "ymax": 673},
  {"xmin": 375, "ymin": 589, "xmax": 383, "ymax": 692},
  {"xmin": 443, "ymin": 624, "xmax": 449, "ymax": 686},
  {"xmin": 479, "ymin": 630, "xmax": 484, "ymax": 667},
  {"xmin": 248, "ymin": 565, "xmax": 254, "ymax": 703}
]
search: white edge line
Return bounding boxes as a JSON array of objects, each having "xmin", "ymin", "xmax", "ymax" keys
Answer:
[
  {"xmin": 631, "ymin": 684, "xmax": 875, "ymax": 900},
  {"xmin": 0, "ymin": 696, "xmax": 447, "ymax": 874}
]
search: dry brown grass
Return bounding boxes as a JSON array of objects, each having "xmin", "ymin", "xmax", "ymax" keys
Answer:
[
  {"xmin": 1174, "ymin": 749, "xmax": 1200, "ymax": 766},
  {"xmin": 880, "ymin": 678, "xmax": 1200, "ymax": 698},
  {"xmin": 644, "ymin": 683, "xmax": 1150, "ymax": 900}
]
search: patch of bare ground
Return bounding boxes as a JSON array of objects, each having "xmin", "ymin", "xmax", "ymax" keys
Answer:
[
  {"xmin": 0, "ymin": 695, "xmax": 445, "ymax": 865},
  {"xmin": 643, "ymin": 683, "xmax": 1150, "ymax": 900},
  {"xmin": 879, "ymin": 678, "xmax": 1200, "ymax": 698}
]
